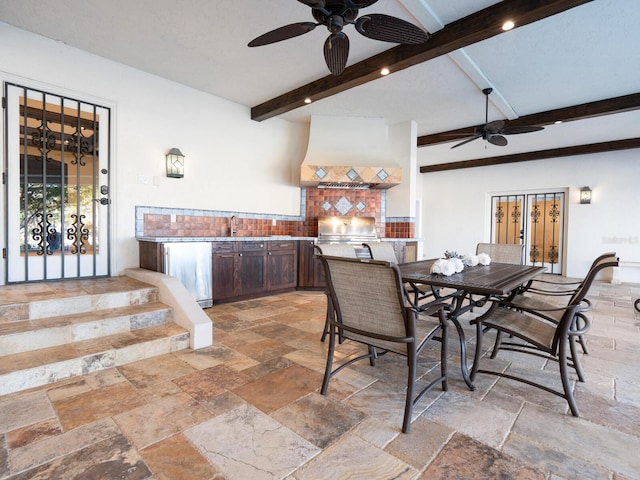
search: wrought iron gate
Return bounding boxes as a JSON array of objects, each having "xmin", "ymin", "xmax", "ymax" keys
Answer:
[
  {"xmin": 491, "ymin": 192, "xmax": 565, "ymax": 274},
  {"xmin": 3, "ymin": 83, "xmax": 111, "ymax": 282}
]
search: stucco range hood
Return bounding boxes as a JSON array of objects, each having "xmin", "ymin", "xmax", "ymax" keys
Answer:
[{"xmin": 300, "ymin": 116, "xmax": 401, "ymax": 189}]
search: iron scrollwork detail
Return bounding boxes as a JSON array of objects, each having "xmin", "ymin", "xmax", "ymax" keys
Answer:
[
  {"xmin": 510, "ymin": 204, "xmax": 521, "ymax": 225},
  {"xmin": 531, "ymin": 204, "xmax": 541, "ymax": 223},
  {"xmin": 31, "ymin": 120, "xmax": 58, "ymax": 155},
  {"xmin": 31, "ymin": 212, "xmax": 57, "ymax": 255},
  {"xmin": 549, "ymin": 203, "xmax": 560, "ymax": 223},
  {"xmin": 67, "ymin": 214, "xmax": 89, "ymax": 254},
  {"xmin": 66, "ymin": 128, "xmax": 90, "ymax": 166},
  {"xmin": 530, "ymin": 244, "xmax": 540, "ymax": 263},
  {"xmin": 495, "ymin": 205, "xmax": 504, "ymax": 224}
]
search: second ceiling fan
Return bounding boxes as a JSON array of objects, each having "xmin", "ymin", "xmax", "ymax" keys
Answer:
[
  {"xmin": 248, "ymin": 0, "xmax": 429, "ymax": 76},
  {"xmin": 451, "ymin": 88, "xmax": 545, "ymax": 149}
]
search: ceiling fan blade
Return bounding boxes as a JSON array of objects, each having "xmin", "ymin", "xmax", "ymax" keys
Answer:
[
  {"xmin": 500, "ymin": 125, "xmax": 545, "ymax": 135},
  {"xmin": 451, "ymin": 135, "xmax": 481, "ymax": 149},
  {"xmin": 324, "ymin": 32, "xmax": 349, "ymax": 75},
  {"xmin": 484, "ymin": 120, "xmax": 505, "ymax": 133},
  {"xmin": 355, "ymin": 14, "xmax": 428, "ymax": 44},
  {"xmin": 488, "ymin": 134, "xmax": 508, "ymax": 147},
  {"xmin": 344, "ymin": 0, "xmax": 379, "ymax": 8},
  {"xmin": 297, "ymin": 0, "xmax": 325, "ymax": 7},
  {"xmin": 248, "ymin": 22, "xmax": 317, "ymax": 47}
]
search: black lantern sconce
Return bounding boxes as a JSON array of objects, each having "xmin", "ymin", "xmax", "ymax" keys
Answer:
[
  {"xmin": 580, "ymin": 186, "xmax": 592, "ymax": 204},
  {"xmin": 166, "ymin": 148, "xmax": 185, "ymax": 178}
]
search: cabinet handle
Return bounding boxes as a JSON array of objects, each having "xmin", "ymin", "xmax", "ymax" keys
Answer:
[
  {"xmin": 239, "ymin": 253, "xmax": 243, "ymax": 257},
  {"xmin": 268, "ymin": 252, "xmax": 272, "ymax": 255}
]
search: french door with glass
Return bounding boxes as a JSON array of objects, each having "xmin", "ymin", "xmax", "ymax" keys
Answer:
[
  {"xmin": 491, "ymin": 192, "xmax": 565, "ymax": 274},
  {"xmin": 3, "ymin": 83, "xmax": 111, "ymax": 282}
]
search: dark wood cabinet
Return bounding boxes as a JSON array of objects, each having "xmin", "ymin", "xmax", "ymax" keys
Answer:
[
  {"xmin": 211, "ymin": 243, "xmax": 237, "ymax": 302},
  {"xmin": 267, "ymin": 241, "xmax": 298, "ymax": 291},
  {"xmin": 212, "ymin": 240, "xmax": 297, "ymax": 303},
  {"xmin": 297, "ymin": 240, "xmax": 326, "ymax": 289},
  {"xmin": 237, "ymin": 242, "xmax": 268, "ymax": 296}
]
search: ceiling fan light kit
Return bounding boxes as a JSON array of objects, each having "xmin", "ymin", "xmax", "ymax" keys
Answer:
[
  {"xmin": 248, "ymin": 0, "xmax": 429, "ymax": 76},
  {"xmin": 451, "ymin": 88, "xmax": 545, "ymax": 149}
]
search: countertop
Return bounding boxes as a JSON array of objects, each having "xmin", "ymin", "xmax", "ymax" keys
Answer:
[{"xmin": 137, "ymin": 236, "xmax": 421, "ymax": 243}]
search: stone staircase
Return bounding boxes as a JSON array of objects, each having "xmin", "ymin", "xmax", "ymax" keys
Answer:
[{"xmin": 0, "ymin": 276, "xmax": 190, "ymax": 396}]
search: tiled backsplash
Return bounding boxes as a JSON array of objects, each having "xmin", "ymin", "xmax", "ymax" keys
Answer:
[{"xmin": 138, "ymin": 188, "xmax": 415, "ymax": 238}]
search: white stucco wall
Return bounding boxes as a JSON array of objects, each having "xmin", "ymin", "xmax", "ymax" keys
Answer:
[
  {"xmin": 419, "ymin": 149, "xmax": 640, "ymax": 281},
  {"xmin": 0, "ymin": 22, "xmax": 307, "ymax": 276}
]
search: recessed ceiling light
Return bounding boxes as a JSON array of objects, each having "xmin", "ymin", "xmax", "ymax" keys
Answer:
[
  {"xmin": 502, "ymin": 20, "xmax": 515, "ymax": 31},
  {"xmin": 380, "ymin": 67, "xmax": 390, "ymax": 76},
  {"xmin": 304, "ymin": 98, "xmax": 312, "ymax": 104}
]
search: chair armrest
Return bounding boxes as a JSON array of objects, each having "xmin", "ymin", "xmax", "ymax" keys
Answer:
[
  {"xmin": 529, "ymin": 278, "xmax": 581, "ymax": 287},
  {"xmin": 523, "ymin": 287, "xmax": 576, "ymax": 296},
  {"xmin": 410, "ymin": 299, "xmax": 447, "ymax": 317},
  {"xmin": 569, "ymin": 311, "xmax": 591, "ymax": 336}
]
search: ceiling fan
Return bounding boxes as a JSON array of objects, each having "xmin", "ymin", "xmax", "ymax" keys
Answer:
[
  {"xmin": 451, "ymin": 88, "xmax": 545, "ymax": 149},
  {"xmin": 248, "ymin": 0, "xmax": 429, "ymax": 76}
]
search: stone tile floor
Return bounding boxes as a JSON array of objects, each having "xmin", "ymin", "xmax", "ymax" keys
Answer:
[{"xmin": 0, "ymin": 278, "xmax": 639, "ymax": 479}]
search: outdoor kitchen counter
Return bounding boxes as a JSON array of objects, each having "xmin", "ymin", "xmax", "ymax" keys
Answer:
[
  {"xmin": 136, "ymin": 236, "xmax": 421, "ymax": 242},
  {"xmin": 138, "ymin": 237, "xmax": 421, "ymax": 301},
  {"xmin": 135, "ymin": 236, "xmax": 313, "ymax": 242}
]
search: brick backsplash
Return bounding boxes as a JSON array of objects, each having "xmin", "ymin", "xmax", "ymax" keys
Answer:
[{"xmin": 140, "ymin": 188, "xmax": 414, "ymax": 238}]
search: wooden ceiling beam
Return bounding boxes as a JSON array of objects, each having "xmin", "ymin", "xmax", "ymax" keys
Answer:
[
  {"xmin": 419, "ymin": 137, "xmax": 640, "ymax": 173},
  {"xmin": 250, "ymin": 0, "xmax": 591, "ymax": 122},
  {"xmin": 417, "ymin": 93, "xmax": 640, "ymax": 147}
]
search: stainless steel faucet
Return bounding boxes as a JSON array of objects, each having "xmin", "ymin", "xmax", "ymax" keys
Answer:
[{"xmin": 230, "ymin": 215, "xmax": 237, "ymax": 237}]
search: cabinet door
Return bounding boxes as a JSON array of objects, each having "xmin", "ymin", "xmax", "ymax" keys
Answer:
[
  {"xmin": 212, "ymin": 252, "xmax": 237, "ymax": 301},
  {"xmin": 237, "ymin": 251, "xmax": 267, "ymax": 296},
  {"xmin": 267, "ymin": 247, "xmax": 297, "ymax": 291},
  {"xmin": 297, "ymin": 240, "xmax": 325, "ymax": 288}
]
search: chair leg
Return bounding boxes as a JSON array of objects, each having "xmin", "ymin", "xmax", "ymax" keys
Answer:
[
  {"xmin": 368, "ymin": 346, "xmax": 378, "ymax": 366},
  {"xmin": 490, "ymin": 331, "xmax": 503, "ymax": 359},
  {"xmin": 569, "ymin": 335, "xmax": 586, "ymax": 382},
  {"xmin": 559, "ymin": 338, "xmax": 580, "ymax": 417},
  {"xmin": 402, "ymin": 351, "xmax": 417, "ymax": 433},
  {"xmin": 321, "ymin": 294, "xmax": 331, "ymax": 343},
  {"xmin": 577, "ymin": 335, "xmax": 589, "ymax": 355},
  {"xmin": 321, "ymin": 324, "xmax": 336, "ymax": 395}
]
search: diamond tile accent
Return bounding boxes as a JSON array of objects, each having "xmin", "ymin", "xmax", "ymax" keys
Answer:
[
  {"xmin": 346, "ymin": 169, "xmax": 359, "ymax": 181},
  {"xmin": 315, "ymin": 168, "xmax": 327, "ymax": 180},
  {"xmin": 356, "ymin": 202, "xmax": 366, "ymax": 212},
  {"xmin": 377, "ymin": 169, "xmax": 389, "ymax": 181},
  {"xmin": 322, "ymin": 201, "xmax": 332, "ymax": 212},
  {"xmin": 335, "ymin": 197, "xmax": 353, "ymax": 215}
]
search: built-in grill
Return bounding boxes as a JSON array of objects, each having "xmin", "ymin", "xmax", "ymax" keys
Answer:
[{"xmin": 316, "ymin": 216, "xmax": 379, "ymax": 258}]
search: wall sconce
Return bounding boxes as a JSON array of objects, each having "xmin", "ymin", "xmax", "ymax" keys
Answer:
[
  {"xmin": 580, "ymin": 186, "xmax": 592, "ymax": 204},
  {"xmin": 166, "ymin": 148, "xmax": 185, "ymax": 178}
]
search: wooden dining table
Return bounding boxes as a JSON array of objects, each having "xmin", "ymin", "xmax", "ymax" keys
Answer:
[{"xmin": 400, "ymin": 259, "xmax": 546, "ymax": 390}]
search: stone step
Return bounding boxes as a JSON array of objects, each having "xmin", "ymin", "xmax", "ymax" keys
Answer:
[
  {"xmin": 0, "ymin": 302, "xmax": 174, "ymax": 357},
  {"xmin": 0, "ymin": 277, "xmax": 158, "ymax": 323},
  {"xmin": 0, "ymin": 322, "xmax": 190, "ymax": 396}
]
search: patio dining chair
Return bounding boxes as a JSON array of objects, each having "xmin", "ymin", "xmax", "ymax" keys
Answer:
[
  {"xmin": 363, "ymin": 241, "xmax": 399, "ymax": 263},
  {"xmin": 314, "ymin": 244, "xmax": 358, "ymax": 342},
  {"xmin": 510, "ymin": 252, "xmax": 617, "ymax": 358},
  {"xmin": 476, "ymin": 242, "xmax": 524, "ymax": 265},
  {"xmin": 318, "ymin": 255, "xmax": 448, "ymax": 433},
  {"xmin": 470, "ymin": 254, "xmax": 619, "ymax": 416},
  {"xmin": 364, "ymin": 242, "xmax": 435, "ymax": 307}
]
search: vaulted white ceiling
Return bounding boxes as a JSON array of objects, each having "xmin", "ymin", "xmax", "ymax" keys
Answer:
[{"xmin": 1, "ymin": 0, "xmax": 639, "ymax": 166}]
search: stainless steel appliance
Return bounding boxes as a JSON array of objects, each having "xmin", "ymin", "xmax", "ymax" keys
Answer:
[
  {"xmin": 163, "ymin": 242, "xmax": 213, "ymax": 308},
  {"xmin": 316, "ymin": 216, "xmax": 379, "ymax": 258}
]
